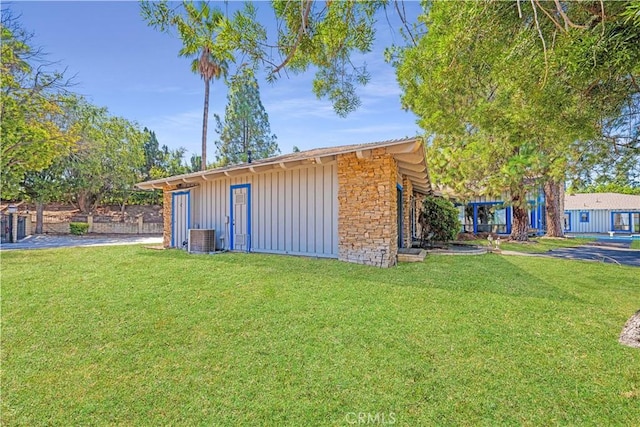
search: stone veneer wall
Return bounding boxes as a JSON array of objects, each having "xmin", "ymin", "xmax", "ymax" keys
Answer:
[
  {"xmin": 337, "ymin": 149, "xmax": 398, "ymax": 267},
  {"xmin": 402, "ymin": 176, "xmax": 413, "ymax": 248},
  {"xmin": 162, "ymin": 185, "xmax": 177, "ymax": 248}
]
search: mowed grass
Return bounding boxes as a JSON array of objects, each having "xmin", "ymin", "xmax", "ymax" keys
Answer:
[
  {"xmin": 492, "ymin": 237, "xmax": 595, "ymax": 253},
  {"xmin": 631, "ymin": 239, "xmax": 640, "ymax": 250},
  {"xmin": 2, "ymin": 246, "xmax": 639, "ymax": 426}
]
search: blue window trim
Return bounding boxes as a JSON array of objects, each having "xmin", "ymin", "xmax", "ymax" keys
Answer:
[
  {"xmin": 522, "ymin": 192, "xmax": 544, "ymax": 235},
  {"xmin": 563, "ymin": 211, "xmax": 571, "ymax": 232},
  {"xmin": 411, "ymin": 197, "xmax": 417, "ymax": 239},
  {"xmin": 473, "ymin": 204, "xmax": 477, "ymax": 234},
  {"xmin": 468, "ymin": 201, "xmax": 511, "ymax": 235},
  {"xmin": 579, "ymin": 211, "xmax": 589, "ymax": 223},
  {"xmin": 396, "ymin": 184, "xmax": 403, "ymax": 247},
  {"xmin": 171, "ymin": 191, "xmax": 191, "ymax": 248},
  {"xmin": 530, "ymin": 210, "xmax": 536, "ymax": 230},
  {"xmin": 536, "ymin": 192, "xmax": 544, "ymax": 233},
  {"xmin": 611, "ymin": 211, "xmax": 633, "ymax": 232},
  {"xmin": 230, "ymin": 184, "xmax": 251, "ymax": 251}
]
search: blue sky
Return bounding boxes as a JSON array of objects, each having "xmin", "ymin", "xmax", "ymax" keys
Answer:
[{"xmin": 8, "ymin": 1, "xmax": 423, "ymax": 159}]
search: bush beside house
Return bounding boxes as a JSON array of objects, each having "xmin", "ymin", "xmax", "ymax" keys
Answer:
[{"xmin": 419, "ymin": 196, "xmax": 461, "ymax": 244}]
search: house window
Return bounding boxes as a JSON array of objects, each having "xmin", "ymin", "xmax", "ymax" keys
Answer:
[
  {"xmin": 463, "ymin": 205, "xmax": 474, "ymax": 233},
  {"xmin": 612, "ymin": 212, "xmax": 631, "ymax": 232},
  {"xmin": 580, "ymin": 212, "xmax": 589, "ymax": 223},
  {"xmin": 456, "ymin": 205, "xmax": 466, "ymax": 233},
  {"xmin": 475, "ymin": 203, "xmax": 508, "ymax": 234},
  {"xmin": 563, "ymin": 212, "xmax": 571, "ymax": 231}
]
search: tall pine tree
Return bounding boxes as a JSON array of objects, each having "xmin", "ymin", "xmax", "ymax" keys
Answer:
[{"xmin": 214, "ymin": 68, "xmax": 278, "ymax": 165}]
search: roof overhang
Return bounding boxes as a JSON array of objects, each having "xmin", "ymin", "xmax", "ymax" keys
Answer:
[
  {"xmin": 389, "ymin": 141, "xmax": 431, "ymax": 194},
  {"xmin": 136, "ymin": 137, "xmax": 432, "ymax": 194}
]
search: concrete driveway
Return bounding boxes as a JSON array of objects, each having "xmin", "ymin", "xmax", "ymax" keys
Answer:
[
  {"xmin": 547, "ymin": 243, "xmax": 640, "ymax": 267},
  {"xmin": 1, "ymin": 234, "xmax": 162, "ymax": 251}
]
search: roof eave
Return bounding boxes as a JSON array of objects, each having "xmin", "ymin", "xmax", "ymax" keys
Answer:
[{"xmin": 136, "ymin": 137, "xmax": 429, "ymax": 191}]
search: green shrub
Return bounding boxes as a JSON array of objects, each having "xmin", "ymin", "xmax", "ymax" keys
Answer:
[
  {"xmin": 419, "ymin": 195, "xmax": 461, "ymax": 243},
  {"xmin": 69, "ymin": 222, "xmax": 90, "ymax": 235}
]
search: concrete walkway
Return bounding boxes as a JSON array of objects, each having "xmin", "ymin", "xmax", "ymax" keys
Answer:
[{"xmin": 0, "ymin": 234, "xmax": 162, "ymax": 251}]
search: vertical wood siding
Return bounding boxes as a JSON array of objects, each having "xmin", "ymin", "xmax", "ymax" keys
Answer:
[
  {"xmin": 565, "ymin": 210, "xmax": 606, "ymax": 233},
  {"xmin": 566, "ymin": 209, "xmax": 640, "ymax": 233},
  {"xmin": 191, "ymin": 162, "xmax": 338, "ymax": 257}
]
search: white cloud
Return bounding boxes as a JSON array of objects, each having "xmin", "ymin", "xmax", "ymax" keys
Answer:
[
  {"xmin": 263, "ymin": 96, "xmax": 337, "ymax": 119},
  {"xmin": 150, "ymin": 109, "xmax": 202, "ymax": 130},
  {"xmin": 337, "ymin": 123, "xmax": 418, "ymax": 135},
  {"xmin": 128, "ymin": 84, "xmax": 184, "ymax": 94}
]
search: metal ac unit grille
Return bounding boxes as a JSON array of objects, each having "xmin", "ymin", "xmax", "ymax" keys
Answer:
[{"xmin": 188, "ymin": 229, "xmax": 216, "ymax": 253}]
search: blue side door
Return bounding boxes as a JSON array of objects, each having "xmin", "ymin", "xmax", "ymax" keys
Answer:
[{"xmin": 230, "ymin": 184, "xmax": 251, "ymax": 251}]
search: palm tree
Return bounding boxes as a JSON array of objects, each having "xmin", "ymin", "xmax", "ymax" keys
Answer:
[
  {"xmin": 175, "ymin": 2, "xmax": 230, "ymax": 171},
  {"xmin": 141, "ymin": 1, "xmax": 233, "ymax": 170}
]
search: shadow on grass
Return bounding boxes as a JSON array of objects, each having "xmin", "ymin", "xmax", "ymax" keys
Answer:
[
  {"xmin": 371, "ymin": 254, "xmax": 582, "ymax": 303},
  {"xmin": 135, "ymin": 249, "xmax": 581, "ymax": 304}
]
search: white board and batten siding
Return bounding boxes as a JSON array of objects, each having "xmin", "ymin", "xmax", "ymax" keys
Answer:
[
  {"xmin": 190, "ymin": 162, "xmax": 339, "ymax": 258},
  {"xmin": 564, "ymin": 209, "xmax": 610, "ymax": 233},
  {"xmin": 565, "ymin": 208, "xmax": 640, "ymax": 233}
]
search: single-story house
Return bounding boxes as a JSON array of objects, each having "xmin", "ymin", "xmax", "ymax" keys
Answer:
[
  {"xmin": 136, "ymin": 137, "xmax": 432, "ymax": 267},
  {"xmin": 564, "ymin": 192, "xmax": 640, "ymax": 234},
  {"xmin": 455, "ymin": 191, "xmax": 640, "ymax": 236}
]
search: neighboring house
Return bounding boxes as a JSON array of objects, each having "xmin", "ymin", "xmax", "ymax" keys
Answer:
[
  {"xmin": 136, "ymin": 137, "xmax": 432, "ymax": 267},
  {"xmin": 563, "ymin": 193, "xmax": 640, "ymax": 234},
  {"xmin": 454, "ymin": 191, "xmax": 640, "ymax": 236}
]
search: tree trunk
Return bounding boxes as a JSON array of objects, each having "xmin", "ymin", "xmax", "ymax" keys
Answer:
[
  {"xmin": 510, "ymin": 189, "xmax": 529, "ymax": 241},
  {"xmin": 201, "ymin": 78, "xmax": 210, "ymax": 171},
  {"xmin": 35, "ymin": 200, "xmax": 44, "ymax": 234},
  {"xmin": 76, "ymin": 192, "xmax": 98, "ymax": 214},
  {"xmin": 76, "ymin": 192, "xmax": 89, "ymax": 213},
  {"xmin": 90, "ymin": 195, "xmax": 100, "ymax": 213},
  {"xmin": 544, "ymin": 179, "xmax": 565, "ymax": 237},
  {"xmin": 120, "ymin": 196, "xmax": 127, "ymax": 222}
]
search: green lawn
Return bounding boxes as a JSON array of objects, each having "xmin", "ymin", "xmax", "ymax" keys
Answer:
[
  {"xmin": 2, "ymin": 247, "xmax": 639, "ymax": 425},
  {"xmin": 632, "ymin": 239, "xmax": 640, "ymax": 250},
  {"xmin": 486, "ymin": 237, "xmax": 595, "ymax": 253}
]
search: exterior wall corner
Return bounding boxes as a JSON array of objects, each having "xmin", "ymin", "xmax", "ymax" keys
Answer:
[
  {"xmin": 162, "ymin": 185, "xmax": 178, "ymax": 248},
  {"xmin": 337, "ymin": 150, "xmax": 398, "ymax": 267}
]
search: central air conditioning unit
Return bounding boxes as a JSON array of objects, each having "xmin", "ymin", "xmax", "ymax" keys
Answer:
[{"xmin": 188, "ymin": 229, "xmax": 216, "ymax": 253}]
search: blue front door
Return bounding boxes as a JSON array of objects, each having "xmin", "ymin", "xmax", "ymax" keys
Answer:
[{"xmin": 172, "ymin": 191, "xmax": 190, "ymax": 249}]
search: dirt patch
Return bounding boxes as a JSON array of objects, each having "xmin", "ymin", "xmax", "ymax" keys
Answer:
[
  {"xmin": 456, "ymin": 232, "xmax": 478, "ymax": 241},
  {"xmin": 620, "ymin": 310, "xmax": 640, "ymax": 349},
  {"xmin": 145, "ymin": 245, "xmax": 165, "ymax": 250}
]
